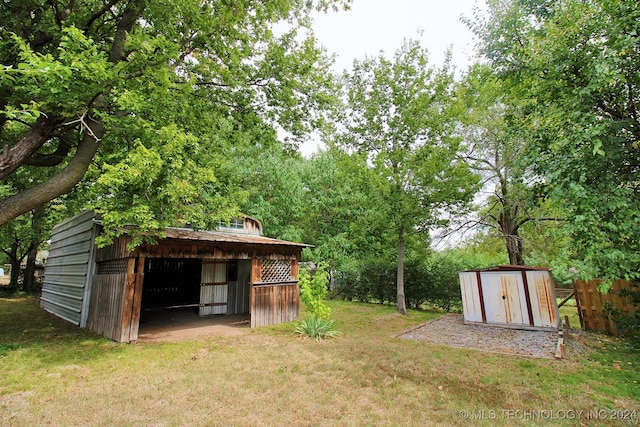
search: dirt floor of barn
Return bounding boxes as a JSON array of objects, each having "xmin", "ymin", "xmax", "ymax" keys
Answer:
[{"xmin": 136, "ymin": 306, "xmax": 250, "ymax": 342}]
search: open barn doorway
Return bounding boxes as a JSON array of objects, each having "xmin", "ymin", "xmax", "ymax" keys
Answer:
[
  {"xmin": 137, "ymin": 258, "xmax": 251, "ymax": 340},
  {"xmin": 139, "ymin": 258, "xmax": 202, "ymax": 325}
]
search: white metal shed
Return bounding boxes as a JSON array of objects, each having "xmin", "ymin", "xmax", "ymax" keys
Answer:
[{"xmin": 459, "ymin": 266, "xmax": 560, "ymax": 331}]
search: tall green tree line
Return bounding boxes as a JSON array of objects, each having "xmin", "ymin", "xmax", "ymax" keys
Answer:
[{"xmin": 469, "ymin": 0, "xmax": 640, "ymax": 283}]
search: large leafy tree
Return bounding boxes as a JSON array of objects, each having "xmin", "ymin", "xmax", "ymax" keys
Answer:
[
  {"xmin": 299, "ymin": 148, "xmax": 380, "ymax": 268},
  {"xmin": 460, "ymin": 65, "xmax": 562, "ymax": 265},
  {"xmin": 335, "ymin": 40, "xmax": 479, "ymax": 314},
  {"xmin": 469, "ymin": 0, "xmax": 640, "ymax": 282},
  {"xmin": 0, "ymin": 0, "xmax": 347, "ymax": 240},
  {"xmin": 231, "ymin": 144, "xmax": 306, "ymax": 242}
]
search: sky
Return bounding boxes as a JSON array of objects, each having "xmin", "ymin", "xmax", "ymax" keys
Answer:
[
  {"xmin": 312, "ymin": 0, "xmax": 482, "ymax": 72},
  {"xmin": 299, "ymin": 0, "xmax": 484, "ymax": 156}
]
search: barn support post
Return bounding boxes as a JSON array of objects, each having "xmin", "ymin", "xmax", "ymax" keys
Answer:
[
  {"xmin": 118, "ymin": 255, "xmax": 145, "ymax": 343},
  {"xmin": 118, "ymin": 257, "xmax": 137, "ymax": 342},
  {"xmin": 127, "ymin": 256, "xmax": 145, "ymax": 342},
  {"xmin": 249, "ymin": 256, "xmax": 262, "ymax": 327}
]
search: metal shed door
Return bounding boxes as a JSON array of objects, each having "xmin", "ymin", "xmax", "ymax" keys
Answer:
[
  {"xmin": 479, "ymin": 271, "xmax": 528, "ymax": 325},
  {"xmin": 200, "ymin": 262, "xmax": 228, "ymax": 316}
]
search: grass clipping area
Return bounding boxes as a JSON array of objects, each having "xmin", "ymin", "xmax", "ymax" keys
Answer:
[{"xmin": 1, "ymin": 296, "xmax": 639, "ymax": 426}]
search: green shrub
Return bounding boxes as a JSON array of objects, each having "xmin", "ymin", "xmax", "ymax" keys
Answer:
[
  {"xmin": 293, "ymin": 315, "xmax": 341, "ymax": 341},
  {"xmin": 298, "ymin": 263, "xmax": 331, "ymax": 319}
]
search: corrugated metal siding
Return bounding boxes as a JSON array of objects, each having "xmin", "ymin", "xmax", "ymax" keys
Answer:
[
  {"xmin": 41, "ymin": 211, "xmax": 96, "ymax": 325},
  {"xmin": 200, "ymin": 262, "xmax": 228, "ymax": 315},
  {"xmin": 227, "ymin": 260, "xmax": 250, "ymax": 314}
]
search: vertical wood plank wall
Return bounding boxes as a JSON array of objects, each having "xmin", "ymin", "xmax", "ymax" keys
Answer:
[
  {"xmin": 574, "ymin": 279, "xmax": 636, "ymax": 336},
  {"xmin": 86, "ymin": 271, "xmax": 127, "ymax": 341},
  {"xmin": 251, "ymin": 284, "xmax": 299, "ymax": 328},
  {"xmin": 86, "ymin": 257, "xmax": 143, "ymax": 342},
  {"xmin": 250, "ymin": 258, "xmax": 300, "ymax": 328}
]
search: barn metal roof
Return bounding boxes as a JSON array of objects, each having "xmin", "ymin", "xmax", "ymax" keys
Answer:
[{"xmin": 162, "ymin": 227, "xmax": 311, "ymax": 247}]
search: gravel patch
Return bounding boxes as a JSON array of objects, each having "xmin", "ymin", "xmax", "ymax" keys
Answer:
[{"xmin": 399, "ymin": 314, "xmax": 560, "ymax": 359}]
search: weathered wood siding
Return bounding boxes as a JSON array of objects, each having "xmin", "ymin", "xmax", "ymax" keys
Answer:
[
  {"xmin": 250, "ymin": 258, "xmax": 300, "ymax": 327},
  {"xmin": 41, "ymin": 210, "xmax": 97, "ymax": 326},
  {"xmin": 136, "ymin": 240, "xmax": 301, "ymax": 261},
  {"xmin": 574, "ymin": 279, "xmax": 637, "ymax": 336},
  {"xmin": 86, "ymin": 257, "xmax": 143, "ymax": 342},
  {"xmin": 251, "ymin": 283, "xmax": 299, "ymax": 328},
  {"xmin": 86, "ymin": 272, "xmax": 127, "ymax": 341}
]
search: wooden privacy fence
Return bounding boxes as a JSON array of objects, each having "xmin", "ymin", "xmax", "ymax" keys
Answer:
[{"xmin": 574, "ymin": 279, "xmax": 637, "ymax": 336}]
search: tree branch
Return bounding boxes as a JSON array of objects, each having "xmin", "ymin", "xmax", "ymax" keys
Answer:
[
  {"xmin": 0, "ymin": 117, "xmax": 103, "ymax": 226},
  {"xmin": 0, "ymin": 115, "xmax": 60, "ymax": 180},
  {"xmin": 84, "ymin": 0, "xmax": 124, "ymax": 31},
  {"xmin": 23, "ymin": 137, "xmax": 73, "ymax": 167}
]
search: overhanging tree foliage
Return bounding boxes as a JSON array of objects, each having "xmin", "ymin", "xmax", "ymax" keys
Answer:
[
  {"xmin": 335, "ymin": 39, "xmax": 479, "ymax": 314},
  {"xmin": 0, "ymin": 0, "xmax": 348, "ymax": 241},
  {"xmin": 469, "ymin": 0, "xmax": 640, "ymax": 283}
]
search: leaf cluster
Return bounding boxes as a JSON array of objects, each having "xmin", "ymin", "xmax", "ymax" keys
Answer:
[
  {"xmin": 469, "ymin": 0, "xmax": 640, "ymax": 283},
  {"xmin": 298, "ymin": 263, "xmax": 331, "ymax": 319}
]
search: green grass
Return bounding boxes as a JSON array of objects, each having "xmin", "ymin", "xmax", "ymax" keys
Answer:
[
  {"xmin": 558, "ymin": 297, "xmax": 581, "ymax": 330},
  {"xmin": 1, "ymin": 295, "xmax": 638, "ymax": 426}
]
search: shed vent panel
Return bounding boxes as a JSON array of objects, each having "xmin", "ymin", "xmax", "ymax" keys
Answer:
[
  {"xmin": 261, "ymin": 259, "xmax": 292, "ymax": 283},
  {"xmin": 96, "ymin": 258, "xmax": 128, "ymax": 275}
]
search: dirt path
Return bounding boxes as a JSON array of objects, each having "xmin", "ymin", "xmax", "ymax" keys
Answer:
[{"xmin": 136, "ymin": 308, "xmax": 250, "ymax": 343}]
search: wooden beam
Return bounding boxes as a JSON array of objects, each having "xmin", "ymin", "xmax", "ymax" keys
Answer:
[
  {"xmin": 119, "ymin": 257, "xmax": 137, "ymax": 342},
  {"xmin": 128, "ymin": 256, "xmax": 145, "ymax": 342}
]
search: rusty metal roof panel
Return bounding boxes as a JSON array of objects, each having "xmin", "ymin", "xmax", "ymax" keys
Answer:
[
  {"xmin": 162, "ymin": 227, "xmax": 311, "ymax": 247},
  {"xmin": 461, "ymin": 265, "xmax": 551, "ymax": 273}
]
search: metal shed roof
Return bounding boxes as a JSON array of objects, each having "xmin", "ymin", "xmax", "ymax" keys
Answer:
[
  {"xmin": 461, "ymin": 265, "xmax": 551, "ymax": 273},
  {"xmin": 161, "ymin": 227, "xmax": 311, "ymax": 247}
]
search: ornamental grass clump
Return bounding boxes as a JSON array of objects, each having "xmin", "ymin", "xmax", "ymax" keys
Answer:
[{"xmin": 293, "ymin": 315, "xmax": 341, "ymax": 341}]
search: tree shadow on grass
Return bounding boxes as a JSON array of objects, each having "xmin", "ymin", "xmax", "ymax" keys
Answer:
[{"xmin": 0, "ymin": 294, "xmax": 121, "ymax": 365}]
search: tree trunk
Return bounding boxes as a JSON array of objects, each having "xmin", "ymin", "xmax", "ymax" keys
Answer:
[
  {"xmin": 499, "ymin": 207, "xmax": 525, "ymax": 266},
  {"xmin": 23, "ymin": 205, "xmax": 46, "ymax": 292},
  {"xmin": 396, "ymin": 226, "xmax": 407, "ymax": 315},
  {"xmin": 7, "ymin": 243, "xmax": 21, "ymax": 291},
  {"xmin": 23, "ymin": 245, "xmax": 37, "ymax": 293},
  {"xmin": 0, "ymin": 115, "xmax": 59, "ymax": 180},
  {"xmin": 505, "ymin": 233, "xmax": 524, "ymax": 265}
]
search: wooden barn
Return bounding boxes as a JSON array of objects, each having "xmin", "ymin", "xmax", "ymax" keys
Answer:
[
  {"xmin": 459, "ymin": 265, "xmax": 560, "ymax": 331},
  {"xmin": 41, "ymin": 211, "xmax": 308, "ymax": 342}
]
